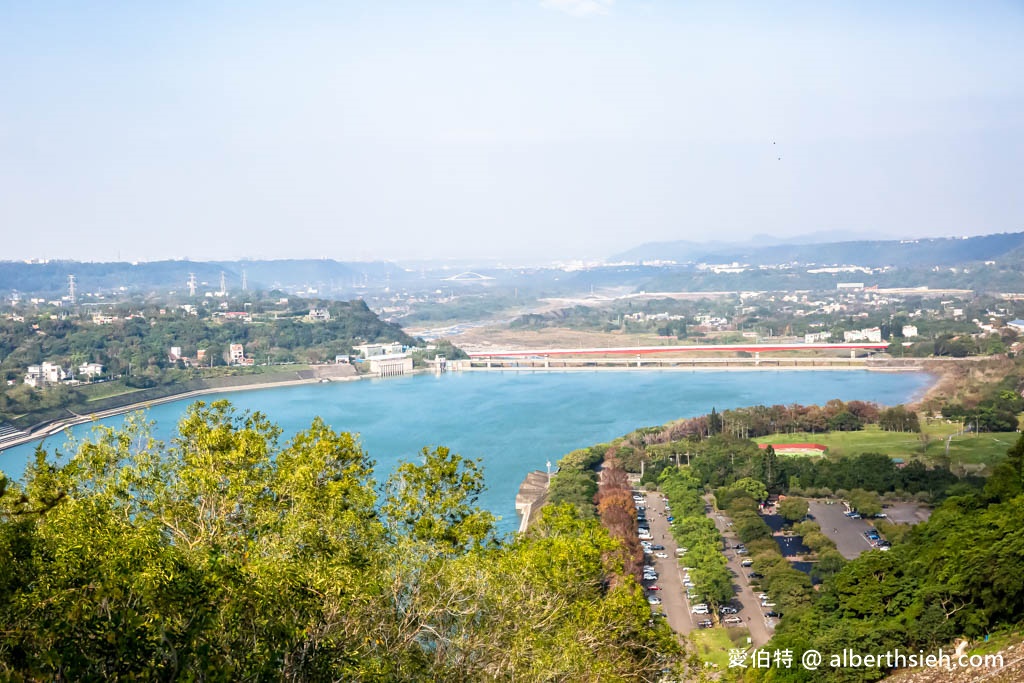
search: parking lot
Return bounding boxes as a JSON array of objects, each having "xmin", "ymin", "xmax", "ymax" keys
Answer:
[
  {"xmin": 704, "ymin": 495, "xmax": 773, "ymax": 648},
  {"xmin": 883, "ymin": 501, "xmax": 932, "ymax": 525},
  {"xmin": 639, "ymin": 491, "xmax": 694, "ymax": 635},
  {"xmin": 808, "ymin": 500, "xmax": 882, "ymax": 559}
]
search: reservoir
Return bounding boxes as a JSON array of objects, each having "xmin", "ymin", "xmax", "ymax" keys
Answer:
[{"xmin": 0, "ymin": 370, "xmax": 930, "ymax": 536}]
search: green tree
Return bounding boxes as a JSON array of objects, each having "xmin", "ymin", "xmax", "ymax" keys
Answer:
[
  {"xmin": 778, "ymin": 496, "xmax": 809, "ymax": 523},
  {"xmin": 384, "ymin": 446, "xmax": 496, "ymax": 555}
]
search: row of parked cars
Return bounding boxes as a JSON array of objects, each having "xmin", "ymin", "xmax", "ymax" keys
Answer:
[{"xmin": 865, "ymin": 528, "xmax": 891, "ymax": 550}]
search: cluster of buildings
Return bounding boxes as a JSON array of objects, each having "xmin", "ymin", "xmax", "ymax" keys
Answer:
[
  {"xmin": 22, "ymin": 361, "xmax": 104, "ymax": 388},
  {"xmin": 353, "ymin": 342, "xmax": 412, "ymax": 377}
]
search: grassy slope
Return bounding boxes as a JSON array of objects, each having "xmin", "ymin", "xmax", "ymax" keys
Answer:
[{"xmin": 753, "ymin": 423, "xmax": 1015, "ymax": 468}]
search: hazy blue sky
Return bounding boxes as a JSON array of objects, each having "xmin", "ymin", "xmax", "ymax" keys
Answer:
[{"xmin": 2, "ymin": 1, "xmax": 1022, "ymax": 263}]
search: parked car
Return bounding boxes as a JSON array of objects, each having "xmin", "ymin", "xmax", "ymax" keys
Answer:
[
  {"xmin": 719, "ymin": 606, "xmax": 738, "ymax": 614},
  {"xmin": 765, "ymin": 610, "xmax": 782, "ymax": 618},
  {"xmin": 748, "ymin": 572, "xmax": 764, "ymax": 579},
  {"xmin": 698, "ymin": 619, "xmax": 714, "ymax": 628},
  {"xmin": 650, "ymin": 544, "xmax": 665, "ymax": 551},
  {"xmin": 723, "ymin": 616, "xmax": 743, "ymax": 625},
  {"xmin": 648, "ymin": 596, "xmax": 662, "ymax": 605},
  {"xmin": 740, "ymin": 559, "xmax": 754, "ymax": 567},
  {"xmin": 654, "ymin": 552, "xmax": 669, "ymax": 559}
]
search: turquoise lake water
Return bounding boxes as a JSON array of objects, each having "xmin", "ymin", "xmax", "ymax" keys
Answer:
[{"xmin": 0, "ymin": 370, "xmax": 931, "ymax": 537}]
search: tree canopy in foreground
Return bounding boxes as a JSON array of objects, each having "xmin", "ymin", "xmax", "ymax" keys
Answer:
[{"xmin": 0, "ymin": 401, "xmax": 677, "ymax": 681}]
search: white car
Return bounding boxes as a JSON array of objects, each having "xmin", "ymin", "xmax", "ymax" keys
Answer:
[
  {"xmin": 723, "ymin": 616, "xmax": 743, "ymax": 625},
  {"xmin": 692, "ymin": 606, "xmax": 709, "ymax": 615},
  {"xmin": 654, "ymin": 552, "xmax": 668, "ymax": 559},
  {"xmin": 648, "ymin": 596, "xmax": 662, "ymax": 605}
]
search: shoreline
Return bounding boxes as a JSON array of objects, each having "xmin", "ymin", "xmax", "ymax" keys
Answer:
[
  {"xmin": 0, "ymin": 372, "xmax": 373, "ymax": 454},
  {"xmin": 1, "ymin": 361, "xmax": 943, "ymax": 455}
]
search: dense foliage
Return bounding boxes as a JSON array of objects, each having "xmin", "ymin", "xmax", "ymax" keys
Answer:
[
  {"xmin": 0, "ymin": 401, "xmax": 675, "ymax": 680},
  {"xmin": 0, "ymin": 297, "xmax": 422, "ymax": 423},
  {"xmin": 755, "ymin": 436, "xmax": 1024, "ymax": 682}
]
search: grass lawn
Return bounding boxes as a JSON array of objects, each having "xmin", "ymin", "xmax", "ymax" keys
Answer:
[
  {"xmin": 79, "ymin": 382, "xmax": 147, "ymax": 402},
  {"xmin": 754, "ymin": 423, "xmax": 1017, "ymax": 468},
  {"xmin": 689, "ymin": 627, "xmax": 750, "ymax": 670}
]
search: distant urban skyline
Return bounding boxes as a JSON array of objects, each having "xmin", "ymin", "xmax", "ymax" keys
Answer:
[{"xmin": 2, "ymin": 1, "xmax": 1022, "ymax": 263}]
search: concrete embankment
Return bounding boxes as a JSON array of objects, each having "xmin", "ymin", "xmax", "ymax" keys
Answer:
[{"xmin": 515, "ymin": 470, "xmax": 550, "ymax": 533}]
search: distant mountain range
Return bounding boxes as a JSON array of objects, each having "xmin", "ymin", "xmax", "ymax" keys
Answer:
[
  {"xmin": 0, "ymin": 259, "xmax": 409, "ymax": 297},
  {"xmin": 611, "ymin": 232, "xmax": 1024, "ymax": 267}
]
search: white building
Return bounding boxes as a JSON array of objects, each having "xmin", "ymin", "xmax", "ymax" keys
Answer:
[
  {"xmin": 24, "ymin": 362, "xmax": 66, "ymax": 388},
  {"xmin": 902, "ymin": 325, "xmax": 919, "ymax": 338},
  {"xmin": 307, "ymin": 308, "xmax": 331, "ymax": 322},
  {"xmin": 804, "ymin": 331, "xmax": 833, "ymax": 344},
  {"xmin": 228, "ymin": 343, "xmax": 252, "ymax": 365},
  {"xmin": 843, "ymin": 327, "xmax": 883, "ymax": 343},
  {"xmin": 78, "ymin": 362, "xmax": 104, "ymax": 379},
  {"xmin": 354, "ymin": 342, "xmax": 405, "ymax": 358},
  {"xmin": 368, "ymin": 353, "xmax": 413, "ymax": 377}
]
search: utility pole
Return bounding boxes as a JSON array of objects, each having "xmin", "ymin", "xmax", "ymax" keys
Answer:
[
  {"xmin": 219, "ymin": 271, "xmax": 226, "ymax": 296},
  {"xmin": 241, "ymin": 269, "xmax": 248, "ymax": 292},
  {"xmin": 187, "ymin": 273, "xmax": 197, "ymax": 297}
]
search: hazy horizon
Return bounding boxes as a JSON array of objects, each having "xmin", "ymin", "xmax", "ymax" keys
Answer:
[{"xmin": 3, "ymin": 1, "xmax": 1022, "ymax": 263}]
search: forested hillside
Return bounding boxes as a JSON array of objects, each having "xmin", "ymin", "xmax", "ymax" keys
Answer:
[{"xmin": 0, "ymin": 298, "xmax": 417, "ymax": 423}]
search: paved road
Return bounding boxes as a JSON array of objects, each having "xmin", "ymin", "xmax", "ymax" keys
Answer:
[
  {"xmin": 808, "ymin": 501, "xmax": 878, "ymax": 559},
  {"xmin": 704, "ymin": 495, "xmax": 773, "ymax": 648},
  {"xmin": 641, "ymin": 491, "xmax": 694, "ymax": 635}
]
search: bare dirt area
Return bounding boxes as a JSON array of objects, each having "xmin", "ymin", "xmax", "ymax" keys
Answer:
[{"xmin": 912, "ymin": 357, "xmax": 1017, "ymax": 413}]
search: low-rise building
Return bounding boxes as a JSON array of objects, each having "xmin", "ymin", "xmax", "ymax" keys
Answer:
[
  {"xmin": 228, "ymin": 343, "xmax": 253, "ymax": 365},
  {"xmin": 354, "ymin": 342, "xmax": 405, "ymax": 358},
  {"xmin": 368, "ymin": 353, "xmax": 413, "ymax": 377},
  {"xmin": 307, "ymin": 308, "xmax": 331, "ymax": 322},
  {"xmin": 24, "ymin": 361, "xmax": 66, "ymax": 388},
  {"xmin": 902, "ymin": 325, "xmax": 919, "ymax": 338},
  {"xmin": 78, "ymin": 362, "xmax": 104, "ymax": 379},
  {"xmin": 843, "ymin": 327, "xmax": 883, "ymax": 343}
]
